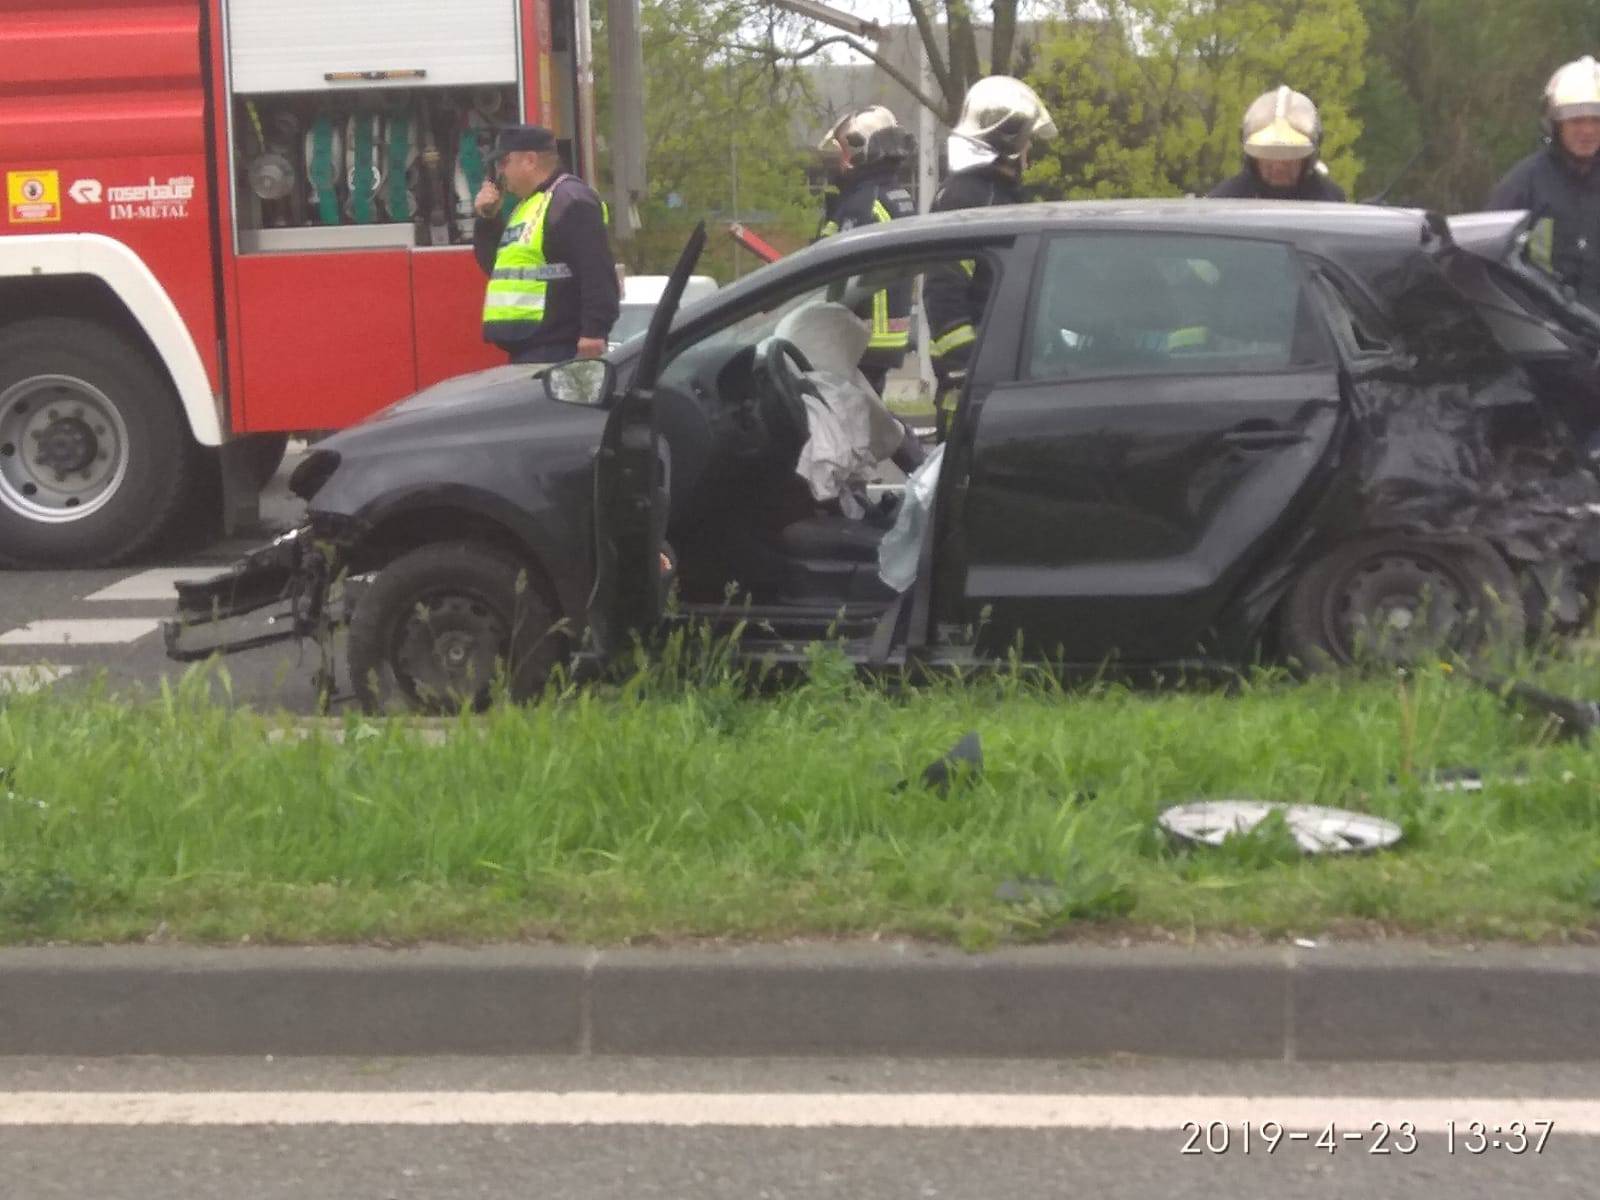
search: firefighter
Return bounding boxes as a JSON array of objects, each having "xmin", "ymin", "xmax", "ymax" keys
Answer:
[
  {"xmin": 1208, "ymin": 86, "xmax": 1346, "ymax": 202},
  {"xmin": 1487, "ymin": 55, "xmax": 1600, "ymax": 306},
  {"xmin": 474, "ymin": 125, "xmax": 619, "ymax": 364},
  {"xmin": 924, "ymin": 76, "xmax": 1057, "ymax": 442},
  {"xmin": 814, "ymin": 106, "xmax": 918, "ymax": 396}
]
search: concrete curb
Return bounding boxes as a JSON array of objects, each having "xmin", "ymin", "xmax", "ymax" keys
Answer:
[{"xmin": 1, "ymin": 942, "xmax": 1597, "ymax": 1060}]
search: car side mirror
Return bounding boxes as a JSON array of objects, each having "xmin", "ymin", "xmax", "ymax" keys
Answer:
[{"xmin": 543, "ymin": 358, "xmax": 615, "ymax": 407}]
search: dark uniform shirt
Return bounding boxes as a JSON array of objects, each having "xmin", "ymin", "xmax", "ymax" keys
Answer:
[
  {"xmin": 923, "ymin": 163, "xmax": 1023, "ymax": 378},
  {"xmin": 1487, "ymin": 145, "xmax": 1600, "ymax": 305},
  {"xmin": 1207, "ymin": 164, "xmax": 1347, "ymax": 202},
  {"xmin": 814, "ymin": 162, "xmax": 917, "ymax": 373},
  {"xmin": 474, "ymin": 172, "xmax": 619, "ymax": 363}
]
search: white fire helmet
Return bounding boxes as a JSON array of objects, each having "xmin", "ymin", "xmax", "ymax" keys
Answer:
[
  {"xmin": 1241, "ymin": 86, "xmax": 1322, "ymax": 162},
  {"xmin": 817, "ymin": 105, "xmax": 909, "ymax": 167},
  {"xmin": 953, "ymin": 76, "xmax": 1057, "ymax": 161},
  {"xmin": 1545, "ymin": 55, "xmax": 1600, "ymax": 130}
]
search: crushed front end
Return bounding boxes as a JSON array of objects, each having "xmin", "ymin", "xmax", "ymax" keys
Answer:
[{"xmin": 161, "ymin": 514, "xmax": 364, "ymax": 671}]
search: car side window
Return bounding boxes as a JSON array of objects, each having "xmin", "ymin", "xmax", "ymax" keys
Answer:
[{"xmin": 1026, "ymin": 234, "xmax": 1328, "ymax": 381}]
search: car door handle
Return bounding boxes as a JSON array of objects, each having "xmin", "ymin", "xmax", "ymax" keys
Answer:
[{"xmin": 1221, "ymin": 421, "xmax": 1304, "ymax": 450}]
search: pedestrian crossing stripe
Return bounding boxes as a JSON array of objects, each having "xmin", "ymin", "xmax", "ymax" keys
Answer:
[{"xmin": 0, "ymin": 664, "xmax": 73, "ymax": 694}]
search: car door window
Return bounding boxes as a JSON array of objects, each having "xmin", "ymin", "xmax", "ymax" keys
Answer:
[{"xmin": 1026, "ymin": 234, "xmax": 1328, "ymax": 381}]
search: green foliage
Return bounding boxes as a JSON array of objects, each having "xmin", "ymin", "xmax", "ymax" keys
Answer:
[
  {"xmin": 595, "ymin": 0, "xmax": 819, "ymax": 276},
  {"xmin": 1024, "ymin": 0, "xmax": 1368, "ymax": 200},
  {"xmin": 1356, "ymin": 0, "xmax": 1600, "ymax": 210}
]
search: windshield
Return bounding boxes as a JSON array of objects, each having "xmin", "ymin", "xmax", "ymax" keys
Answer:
[
  {"xmin": 609, "ymin": 305, "xmax": 656, "ymax": 346},
  {"xmin": 670, "ymin": 283, "xmax": 835, "ymax": 362}
]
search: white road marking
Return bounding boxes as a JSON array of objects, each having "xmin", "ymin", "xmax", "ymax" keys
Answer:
[
  {"xmin": 85, "ymin": 568, "xmax": 218, "ymax": 603},
  {"xmin": 0, "ymin": 619, "xmax": 161, "ymax": 647},
  {"xmin": 0, "ymin": 1092, "xmax": 1592, "ymax": 1131},
  {"xmin": 0, "ymin": 664, "xmax": 72, "ymax": 694}
]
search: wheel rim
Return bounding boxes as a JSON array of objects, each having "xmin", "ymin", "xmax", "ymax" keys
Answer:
[
  {"xmin": 1325, "ymin": 551, "xmax": 1474, "ymax": 664},
  {"xmin": 386, "ymin": 588, "xmax": 511, "ymax": 710},
  {"xmin": 0, "ymin": 374, "xmax": 130, "ymax": 524}
]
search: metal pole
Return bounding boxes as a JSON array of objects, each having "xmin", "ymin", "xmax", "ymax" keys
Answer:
[
  {"xmin": 605, "ymin": 0, "xmax": 647, "ymax": 239},
  {"xmin": 768, "ymin": 0, "xmax": 882, "ymax": 40},
  {"xmin": 572, "ymin": 0, "xmax": 599, "ymax": 184}
]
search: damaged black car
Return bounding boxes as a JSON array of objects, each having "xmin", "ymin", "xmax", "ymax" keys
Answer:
[{"xmin": 166, "ymin": 201, "xmax": 1600, "ymax": 712}]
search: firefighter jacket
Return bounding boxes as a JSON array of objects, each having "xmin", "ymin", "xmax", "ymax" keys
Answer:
[
  {"xmin": 923, "ymin": 163, "xmax": 1023, "ymax": 377},
  {"xmin": 815, "ymin": 163, "xmax": 917, "ymax": 370},
  {"xmin": 476, "ymin": 172, "xmax": 619, "ymax": 358},
  {"xmin": 1207, "ymin": 163, "xmax": 1347, "ymax": 202},
  {"xmin": 1488, "ymin": 145, "xmax": 1600, "ymax": 306}
]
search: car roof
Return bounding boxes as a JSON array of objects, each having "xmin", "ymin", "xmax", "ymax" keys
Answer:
[{"xmin": 819, "ymin": 198, "xmax": 1444, "ymax": 250}]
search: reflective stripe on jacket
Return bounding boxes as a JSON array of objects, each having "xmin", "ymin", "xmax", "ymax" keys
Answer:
[{"xmin": 815, "ymin": 166, "xmax": 915, "ymax": 367}]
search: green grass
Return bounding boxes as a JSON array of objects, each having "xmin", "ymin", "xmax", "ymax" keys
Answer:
[{"xmin": 2, "ymin": 651, "xmax": 1600, "ymax": 947}]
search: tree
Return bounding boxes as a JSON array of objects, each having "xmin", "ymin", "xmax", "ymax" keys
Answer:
[
  {"xmin": 733, "ymin": 2, "xmax": 1038, "ymax": 125},
  {"xmin": 594, "ymin": 0, "xmax": 819, "ymax": 274},
  {"xmin": 1023, "ymin": 0, "xmax": 1368, "ymax": 201},
  {"xmin": 1356, "ymin": 0, "xmax": 1600, "ymax": 211}
]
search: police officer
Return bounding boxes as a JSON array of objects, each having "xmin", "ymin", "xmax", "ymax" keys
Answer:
[
  {"xmin": 924, "ymin": 76, "xmax": 1057, "ymax": 442},
  {"xmin": 1488, "ymin": 56, "xmax": 1600, "ymax": 306},
  {"xmin": 473, "ymin": 125, "xmax": 619, "ymax": 364},
  {"xmin": 814, "ymin": 106, "xmax": 918, "ymax": 396},
  {"xmin": 1209, "ymin": 86, "xmax": 1346, "ymax": 202}
]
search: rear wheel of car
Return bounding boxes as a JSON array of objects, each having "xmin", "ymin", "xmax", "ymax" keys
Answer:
[
  {"xmin": 1281, "ymin": 533, "xmax": 1525, "ymax": 671},
  {"xmin": 346, "ymin": 541, "xmax": 564, "ymax": 714},
  {"xmin": 0, "ymin": 318, "xmax": 199, "ymax": 568}
]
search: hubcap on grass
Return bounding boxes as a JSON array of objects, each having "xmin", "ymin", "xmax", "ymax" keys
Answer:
[{"xmin": 1159, "ymin": 800, "xmax": 1403, "ymax": 855}]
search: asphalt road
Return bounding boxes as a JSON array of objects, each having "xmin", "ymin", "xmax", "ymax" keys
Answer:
[
  {"xmin": 2, "ymin": 1056, "xmax": 1596, "ymax": 1199},
  {"xmin": 0, "ymin": 447, "xmax": 329, "ymax": 713}
]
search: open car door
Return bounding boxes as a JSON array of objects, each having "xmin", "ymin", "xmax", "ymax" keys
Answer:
[{"xmin": 587, "ymin": 222, "xmax": 708, "ymax": 663}]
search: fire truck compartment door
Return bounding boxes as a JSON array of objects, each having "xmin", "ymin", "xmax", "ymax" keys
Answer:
[
  {"xmin": 233, "ymin": 250, "xmax": 416, "ymax": 432},
  {"xmin": 228, "ymin": 0, "xmax": 519, "ymax": 93},
  {"xmin": 411, "ymin": 248, "xmax": 506, "ymax": 390}
]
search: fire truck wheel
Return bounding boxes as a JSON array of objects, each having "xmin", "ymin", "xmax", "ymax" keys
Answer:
[
  {"xmin": 0, "ymin": 318, "xmax": 198, "ymax": 568},
  {"xmin": 239, "ymin": 433, "xmax": 291, "ymax": 492},
  {"xmin": 346, "ymin": 541, "xmax": 564, "ymax": 714}
]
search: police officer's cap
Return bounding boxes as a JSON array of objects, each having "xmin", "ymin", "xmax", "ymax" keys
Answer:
[{"xmin": 487, "ymin": 125, "xmax": 558, "ymax": 162}]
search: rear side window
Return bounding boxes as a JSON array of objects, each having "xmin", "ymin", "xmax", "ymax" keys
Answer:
[{"xmin": 1027, "ymin": 234, "xmax": 1328, "ymax": 380}]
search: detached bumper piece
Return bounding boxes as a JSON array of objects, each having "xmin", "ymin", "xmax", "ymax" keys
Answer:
[{"xmin": 161, "ymin": 530, "xmax": 336, "ymax": 662}]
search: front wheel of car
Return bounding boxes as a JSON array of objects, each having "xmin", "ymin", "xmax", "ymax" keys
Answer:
[
  {"xmin": 1281, "ymin": 533, "xmax": 1525, "ymax": 672},
  {"xmin": 346, "ymin": 541, "xmax": 564, "ymax": 714}
]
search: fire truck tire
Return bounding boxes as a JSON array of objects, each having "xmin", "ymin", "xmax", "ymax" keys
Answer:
[
  {"xmin": 0, "ymin": 318, "xmax": 199, "ymax": 568},
  {"xmin": 239, "ymin": 433, "xmax": 291, "ymax": 491}
]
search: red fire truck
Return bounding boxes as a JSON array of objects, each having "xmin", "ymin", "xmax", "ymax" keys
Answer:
[{"xmin": 0, "ymin": 0, "xmax": 597, "ymax": 567}]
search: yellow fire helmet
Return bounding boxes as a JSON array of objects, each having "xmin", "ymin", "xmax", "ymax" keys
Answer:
[
  {"xmin": 1241, "ymin": 86, "xmax": 1322, "ymax": 162},
  {"xmin": 1545, "ymin": 55, "xmax": 1600, "ymax": 128},
  {"xmin": 953, "ymin": 76, "xmax": 1057, "ymax": 161}
]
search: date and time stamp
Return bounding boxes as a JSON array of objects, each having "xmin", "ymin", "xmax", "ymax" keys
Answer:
[{"xmin": 1179, "ymin": 1119, "xmax": 1555, "ymax": 1156}]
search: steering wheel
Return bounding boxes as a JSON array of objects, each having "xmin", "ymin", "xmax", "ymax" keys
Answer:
[
  {"xmin": 751, "ymin": 336, "xmax": 818, "ymax": 469},
  {"xmin": 754, "ymin": 336, "xmax": 817, "ymax": 407}
]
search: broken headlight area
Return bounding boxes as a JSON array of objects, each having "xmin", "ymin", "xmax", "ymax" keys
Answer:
[{"xmin": 161, "ymin": 518, "xmax": 365, "ymax": 662}]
